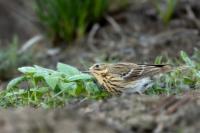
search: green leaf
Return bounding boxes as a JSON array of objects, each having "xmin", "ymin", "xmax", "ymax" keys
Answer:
[
  {"xmin": 183, "ymin": 77, "xmax": 194, "ymax": 84},
  {"xmin": 74, "ymin": 82, "xmax": 86, "ymax": 96},
  {"xmin": 180, "ymin": 51, "xmax": 195, "ymax": 67},
  {"xmin": 6, "ymin": 76, "xmax": 27, "ymax": 90},
  {"xmin": 60, "ymin": 82, "xmax": 77, "ymax": 90},
  {"xmin": 44, "ymin": 76, "xmax": 59, "ymax": 90},
  {"xmin": 67, "ymin": 74, "xmax": 92, "ymax": 81},
  {"xmin": 33, "ymin": 65, "xmax": 62, "ymax": 81},
  {"xmin": 5, "ymin": 89, "xmax": 26, "ymax": 97},
  {"xmin": 34, "ymin": 65, "xmax": 55, "ymax": 74},
  {"xmin": 59, "ymin": 82, "xmax": 77, "ymax": 96},
  {"xmin": 154, "ymin": 56, "xmax": 163, "ymax": 64},
  {"xmin": 85, "ymin": 81, "xmax": 100, "ymax": 94},
  {"xmin": 196, "ymin": 71, "xmax": 200, "ymax": 78},
  {"xmin": 57, "ymin": 62, "xmax": 80, "ymax": 76},
  {"xmin": 30, "ymin": 87, "xmax": 49, "ymax": 93},
  {"xmin": 18, "ymin": 67, "xmax": 36, "ymax": 74}
]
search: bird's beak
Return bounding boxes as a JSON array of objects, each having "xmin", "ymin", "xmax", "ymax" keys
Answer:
[
  {"xmin": 81, "ymin": 70, "xmax": 90, "ymax": 73},
  {"xmin": 82, "ymin": 66, "xmax": 94, "ymax": 73}
]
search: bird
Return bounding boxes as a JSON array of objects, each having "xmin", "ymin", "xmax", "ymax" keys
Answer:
[{"xmin": 89, "ymin": 62, "xmax": 172, "ymax": 95}]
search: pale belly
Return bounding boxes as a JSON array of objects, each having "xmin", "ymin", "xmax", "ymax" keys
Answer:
[{"xmin": 124, "ymin": 77, "xmax": 153, "ymax": 94}]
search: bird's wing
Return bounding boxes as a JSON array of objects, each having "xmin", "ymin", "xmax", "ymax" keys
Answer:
[
  {"xmin": 109, "ymin": 63, "xmax": 171, "ymax": 81},
  {"xmin": 108, "ymin": 62, "xmax": 136, "ymax": 76}
]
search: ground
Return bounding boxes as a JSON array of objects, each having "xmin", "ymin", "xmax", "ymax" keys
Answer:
[
  {"xmin": 1, "ymin": 92, "xmax": 200, "ymax": 133},
  {"xmin": 1, "ymin": 0, "xmax": 200, "ymax": 132}
]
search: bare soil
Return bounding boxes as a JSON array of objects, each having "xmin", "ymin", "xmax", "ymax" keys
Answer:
[{"xmin": 1, "ymin": 91, "xmax": 200, "ymax": 133}]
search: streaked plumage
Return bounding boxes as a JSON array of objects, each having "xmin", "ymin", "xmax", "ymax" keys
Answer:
[{"xmin": 89, "ymin": 62, "xmax": 172, "ymax": 95}]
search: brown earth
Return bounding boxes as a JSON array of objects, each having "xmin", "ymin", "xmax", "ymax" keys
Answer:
[{"xmin": 1, "ymin": 91, "xmax": 200, "ymax": 133}]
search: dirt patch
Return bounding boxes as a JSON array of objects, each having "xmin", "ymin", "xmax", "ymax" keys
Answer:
[
  {"xmin": 0, "ymin": 108, "xmax": 120, "ymax": 133},
  {"xmin": 0, "ymin": 91, "xmax": 200, "ymax": 133}
]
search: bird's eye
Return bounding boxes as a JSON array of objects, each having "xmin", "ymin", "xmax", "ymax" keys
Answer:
[{"xmin": 95, "ymin": 64, "xmax": 100, "ymax": 68}]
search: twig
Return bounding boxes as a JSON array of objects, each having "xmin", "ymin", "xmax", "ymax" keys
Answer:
[
  {"xmin": 186, "ymin": 5, "xmax": 200, "ymax": 29},
  {"xmin": 18, "ymin": 35, "xmax": 44, "ymax": 54},
  {"xmin": 106, "ymin": 15, "xmax": 122, "ymax": 34},
  {"xmin": 87, "ymin": 23, "xmax": 100, "ymax": 51},
  {"xmin": 154, "ymin": 123, "xmax": 164, "ymax": 133},
  {"xmin": 166, "ymin": 96, "xmax": 191, "ymax": 114}
]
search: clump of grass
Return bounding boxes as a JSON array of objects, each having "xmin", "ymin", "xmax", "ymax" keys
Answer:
[
  {"xmin": 35, "ymin": 0, "xmax": 108, "ymax": 43},
  {"xmin": 2, "ymin": 63, "xmax": 108, "ymax": 108},
  {"xmin": 154, "ymin": 0, "xmax": 177, "ymax": 25},
  {"xmin": 146, "ymin": 49, "xmax": 200, "ymax": 95},
  {"xmin": 0, "ymin": 36, "xmax": 33, "ymax": 80},
  {"xmin": 0, "ymin": 37, "xmax": 18, "ymax": 80}
]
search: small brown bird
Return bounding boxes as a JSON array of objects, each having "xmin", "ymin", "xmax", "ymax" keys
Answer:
[{"xmin": 89, "ymin": 62, "xmax": 172, "ymax": 95}]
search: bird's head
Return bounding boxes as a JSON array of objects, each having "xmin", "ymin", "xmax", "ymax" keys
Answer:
[{"xmin": 89, "ymin": 63, "xmax": 109, "ymax": 76}]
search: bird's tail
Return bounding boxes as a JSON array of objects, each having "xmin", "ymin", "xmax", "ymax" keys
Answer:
[
  {"xmin": 160, "ymin": 65, "xmax": 173, "ymax": 73},
  {"xmin": 161, "ymin": 65, "xmax": 190, "ymax": 73}
]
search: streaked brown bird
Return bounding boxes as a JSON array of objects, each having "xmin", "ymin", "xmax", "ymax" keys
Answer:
[{"xmin": 89, "ymin": 62, "xmax": 172, "ymax": 95}]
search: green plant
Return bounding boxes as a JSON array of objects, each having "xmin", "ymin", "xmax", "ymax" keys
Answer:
[
  {"xmin": 154, "ymin": 0, "xmax": 177, "ymax": 25},
  {"xmin": 0, "ymin": 36, "xmax": 33, "ymax": 80},
  {"xmin": 0, "ymin": 36, "xmax": 18, "ymax": 80},
  {"xmin": 35, "ymin": 0, "xmax": 108, "ymax": 43},
  {"xmin": 146, "ymin": 49, "xmax": 200, "ymax": 95},
  {"xmin": 2, "ymin": 63, "xmax": 108, "ymax": 108}
]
